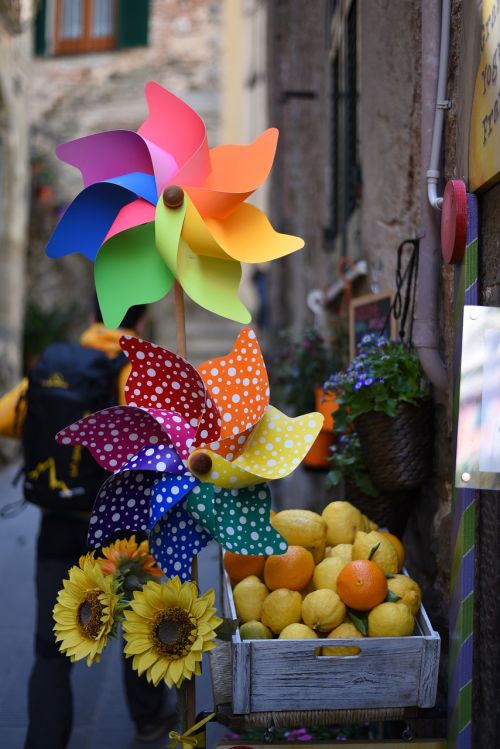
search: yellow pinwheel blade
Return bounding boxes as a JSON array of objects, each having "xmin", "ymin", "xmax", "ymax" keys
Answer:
[{"xmin": 189, "ymin": 406, "xmax": 324, "ymax": 488}]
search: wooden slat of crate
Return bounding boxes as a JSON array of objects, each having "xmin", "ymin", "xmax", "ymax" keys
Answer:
[{"xmin": 222, "ymin": 572, "xmax": 440, "ymax": 714}]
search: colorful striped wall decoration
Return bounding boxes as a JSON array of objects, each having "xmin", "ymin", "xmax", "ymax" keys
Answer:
[{"xmin": 448, "ymin": 194, "xmax": 478, "ymax": 749}]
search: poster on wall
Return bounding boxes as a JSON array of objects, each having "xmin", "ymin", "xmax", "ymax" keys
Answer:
[
  {"xmin": 456, "ymin": 305, "xmax": 500, "ymax": 489},
  {"xmin": 469, "ymin": 0, "xmax": 500, "ymax": 190}
]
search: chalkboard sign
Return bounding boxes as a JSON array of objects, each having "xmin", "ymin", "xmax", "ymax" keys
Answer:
[{"xmin": 349, "ymin": 290, "xmax": 396, "ymax": 359}]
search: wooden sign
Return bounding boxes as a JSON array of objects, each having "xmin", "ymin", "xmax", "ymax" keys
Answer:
[
  {"xmin": 349, "ymin": 290, "xmax": 396, "ymax": 359},
  {"xmin": 470, "ymin": 0, "xmax": 500, "ymax": 190}
]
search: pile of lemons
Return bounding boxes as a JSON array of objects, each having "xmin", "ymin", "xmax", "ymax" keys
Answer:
[{"xmin": 224, "ymin": 501, "xmax": 422, "ymax": 653}]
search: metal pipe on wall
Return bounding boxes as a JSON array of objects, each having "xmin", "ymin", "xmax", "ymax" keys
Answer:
[{"xmin": 413, "ymin": 0, "xmax": 449, "ymax": 392}]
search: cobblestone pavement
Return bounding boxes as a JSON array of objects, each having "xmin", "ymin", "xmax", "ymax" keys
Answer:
[{"xmin": 0, "ymin": 463, "xmax": 227, "ymax": 749}]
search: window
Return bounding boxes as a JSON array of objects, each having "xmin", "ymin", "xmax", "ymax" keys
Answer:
[
  {"xmin": 328, "ymin": 0, "xmax": 360, "ymax": 246},
  {"xmin": 35, "ymin": 0, "xmax": 150, "ymax": 56},
  {"xmin": 54, "ymin": 0, "xmax": 115, "ymax": 54}
]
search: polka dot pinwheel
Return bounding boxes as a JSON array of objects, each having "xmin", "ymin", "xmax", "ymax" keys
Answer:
[
  {"xmin": 46, "ymin": 81, "xmax": 304, "ymax": 328},
  {"xmin": 56, "ymin": 329, "xmax": 324, "ymax": 580}
]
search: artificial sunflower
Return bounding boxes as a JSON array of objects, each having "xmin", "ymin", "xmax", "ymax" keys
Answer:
[
  {"xmin": 99, "ymin": 535, "xmax": 163, "ymax": 593},
  {"xmin": 122, "ymin": 577, "xmax": 222, "ymax": 688},
  {"xmin": 53, "ymin": 553, "xmax": 122, "ymax": 666}
]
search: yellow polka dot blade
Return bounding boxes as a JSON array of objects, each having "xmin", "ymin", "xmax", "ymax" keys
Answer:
[
  {"xmin": 189, "ymin": 448, "xmax": 260, "ymax": 488},
  {"xmin": 234, "ymin": 405, "xmax": 324, "ymax": 480}
]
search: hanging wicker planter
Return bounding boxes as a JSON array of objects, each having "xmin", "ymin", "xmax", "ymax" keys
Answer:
[
  {"xmin": 344, "ymin": 478, "xmax": 416, "ymax": 536},
  {"xmin": 354, "ymin": 400, "xmax": 432, "ymax": 492}
]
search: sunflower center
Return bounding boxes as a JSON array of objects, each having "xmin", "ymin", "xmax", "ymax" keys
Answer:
[
  {"xmin": 152, "ymin": 607, "xmax": 194, "ymax": 657},
  {"xmin": 77, "ymin": 591, "xmax": 104, "ymax": 639}
]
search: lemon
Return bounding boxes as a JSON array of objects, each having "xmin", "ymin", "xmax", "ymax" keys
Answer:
[
  {"xmin": 352, "ymin": 530, "xmax": 398, "ymax": 573},
  {"xmin": 322, "ymin": 621, "xmax": 363, "ymax": 656},
  {"xmin": 313, "ymin": 557, "xmax": 346, "ymax": 592},
  {"xmin": 387, "ymin": 574, "xmax": 422, "ymax": 615},
  {"xmin": 233, "ymin": 575, "xmax": 269, "ymax": 623},
  {"xmin": 368, "ymin": 602, "xmax": 415, "ymax": 637},
  {"xmin": 301, "ymin": 589, "xmax": 346, "ymax": 632},
  {"xmin": 328, "ymin": 544, "xmax": 353, "ymax": 563},
  {"xmin": 239, "ymin": 620, "xmax": 273, "ymax": 640},
  {"xmin": 271, "ymin": 509, "xmax": 327, "ymax": 562},
  {"xmin": 279, "ymin": 623, "xmax": 318, "ymax": 639},
  {"xmin": 261, "ymin": 589, "xmax": 303, "ymax": 634},
  {"xmin": 322, "ymin": 501, "xmax": 364, "ymax": 545},
  {"xmin": 360, "ymin": 513, "xmax": 378, "ymax": 532}
]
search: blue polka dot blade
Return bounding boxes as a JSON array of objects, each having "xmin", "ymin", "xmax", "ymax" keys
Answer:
[
  {"xmin": 87, "ymin": 470, "xmax": 158, "ymax": 548},
  {"xmin": 148, "ymin": 473, "xmax": 198, "ymax": 530},
  {"xmin": 149, "ymin": 500, "xmax": 212, "ymax": 580},
  {"xmin": 118, "ymin": 442, "xmax": 186, "ymax": 474}
]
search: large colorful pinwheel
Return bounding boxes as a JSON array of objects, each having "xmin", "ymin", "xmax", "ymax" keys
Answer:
[
  {"xmin": 57, "ymin": 329, "xmax": 323, "ymax": 580},
  {"xmin": 46, "ymin": 82, "xmax": 304, "ymax": 328}
]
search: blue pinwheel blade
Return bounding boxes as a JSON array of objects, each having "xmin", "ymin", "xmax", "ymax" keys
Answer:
[{"xmin": 149, "ymin": 500, "xmax": 212, "ymax": 580}]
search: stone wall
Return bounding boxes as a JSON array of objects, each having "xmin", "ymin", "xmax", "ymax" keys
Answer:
[{"xmin": 0, "ymin": 6, "xmax": 32, "ymax": 460}]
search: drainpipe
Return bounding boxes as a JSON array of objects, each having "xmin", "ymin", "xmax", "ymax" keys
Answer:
[{"xmin": 413, "ymin": 0, "xmax": 450, "ymax": 392}]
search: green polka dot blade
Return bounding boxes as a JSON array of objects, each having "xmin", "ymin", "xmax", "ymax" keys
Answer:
[{"xmin": 185, "ymin": 482, "xmax": 287, "ymax": 556}]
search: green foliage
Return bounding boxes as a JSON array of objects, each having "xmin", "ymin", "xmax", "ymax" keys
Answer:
[
  {"xmin": 324, "ymin": 334, "xmax": 428, "ymax": 496},
  {"xmin": 23, "ymin": 303, "xmax": 75, "ymax": 371},
  {"xmin": 272, "ymin": 326, "xmax": 342, "ymax": 415}
]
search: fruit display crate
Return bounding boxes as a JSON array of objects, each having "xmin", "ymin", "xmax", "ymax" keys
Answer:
[{"xmin": 217, "ymin": 570, "xmax": 440, "ymax": 714}]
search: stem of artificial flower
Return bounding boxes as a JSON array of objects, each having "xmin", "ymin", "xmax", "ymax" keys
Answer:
[
  {"xmin": 176, "ymin": 682, "xmax": 188, "ymax": 736},
  {"xmin": 173, "ymin": 279, "xmax": 197, "ymax": 730},
  {"xmin": 174, "ymin": 281, "xmax": 187, "ymax": 359}
]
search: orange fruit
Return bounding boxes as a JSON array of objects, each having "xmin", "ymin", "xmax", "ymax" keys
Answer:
[
  {"xmin": 264, "ymin": 545, "xmax": 315, "ymax": 591},
  {"xmin": 223, "ymin": 550, "xmax": 266, "ymax": 583},
  {"xmin": 336, "ymin": 560, "xmax": 388, "ymax": 611},
  {"xmin": 378, "ymin": 531, "xmax": 405, "ymax": 570}
]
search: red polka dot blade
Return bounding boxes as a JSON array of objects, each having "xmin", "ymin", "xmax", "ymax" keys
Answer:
[
  {"xmin": 195, "ymin": 327, "xmax": 269, "ymax": 446},
  {"xmin": 121, "ymin": 335, "xmax": 221, "ymax": 445}
]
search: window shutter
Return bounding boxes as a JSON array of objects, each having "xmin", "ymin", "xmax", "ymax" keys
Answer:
[
  {"xmin": 35, "ymin": 0, "xmax": 47, "ymax": 56},
  {"xmin": 117, "ymin": 0, "xmax": 150, "ymax": 49}
]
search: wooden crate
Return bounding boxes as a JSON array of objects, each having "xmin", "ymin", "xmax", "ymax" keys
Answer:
[{"xmin": 221, "ymin": 571, "xmax": 440, "ymax": 714}]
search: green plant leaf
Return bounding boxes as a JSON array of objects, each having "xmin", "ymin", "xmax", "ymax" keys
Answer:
[
  {"xmin": 386, "ymin": 590, "xmax": 402, "ymax": 603},
  {"xmin": 368, "ymin": 542, "xmax": 380, "ymax": 560},
  {"xmin": 347, "ymin": 608, "xmax": 369, "ymax": 636},
  {"xmin": 385, "ymin": 572, "xmax": 396, "ymax": 579},
  {"xmin": 216, "ymin": 618, "xmax": 239, "ymax": 641}
]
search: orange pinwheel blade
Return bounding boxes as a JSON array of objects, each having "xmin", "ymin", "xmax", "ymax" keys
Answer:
[{"xmin": 186, "ymin": 129, "xmax": 278, "ymax": 219}]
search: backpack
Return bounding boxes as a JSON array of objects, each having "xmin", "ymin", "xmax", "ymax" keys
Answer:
[{"xmin": 21, "ymin": 342, "xmax": 126, "ymax": 512}]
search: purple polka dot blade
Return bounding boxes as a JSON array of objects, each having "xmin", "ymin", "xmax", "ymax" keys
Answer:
[
  {"xmin": 184, "ymin": 483, "xmax": 217, "ymax": 536},
  {"xmin": 87, "ymin": 470, "xmax": 158, "ymax": 549},
  {"xmin": 148, "ymin": 473, "xmax": 198, "ymax": 530},
  {"xmin": 210, "ymin": 483, "xmax": 288, "ymax": 556},
  {"xmin": 117, "ymin": 442, "xmax": 185, "ymax": 475},
  {"xmin": 149, "ymin": 500, "xmax": 212, "ymax": 580},
  {"xmin": 56, "ymin": 405, "xmax": 170, "ymax": 472}
]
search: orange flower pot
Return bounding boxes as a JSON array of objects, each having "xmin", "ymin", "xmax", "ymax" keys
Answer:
[{"xmin": 303, "ymin": 388, "xmax": 338, "ymax": 469}]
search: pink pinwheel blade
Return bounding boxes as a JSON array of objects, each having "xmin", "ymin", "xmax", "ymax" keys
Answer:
[
  {"xmin": 57, "ymin": 406, "xmax": 171, "ymax": 472},
  {"xmin": 138, "ymin": 82, "xmax": 210, "ymax": 187},
  {"xmin": 104, "ymin": 200, "xmax": 156, "ymax": 242}
]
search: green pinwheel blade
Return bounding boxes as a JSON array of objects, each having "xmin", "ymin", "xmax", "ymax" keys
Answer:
[
  {"xmin": 186, "ymin": 482, "xmax": 287, "ymax": 556},
  {"xmin": 95, "ymin": 222, "xmax": 174, "ymax": 329},
  {"xmin": 155, "ymin": 196, "xmax": 251, "ymax": 324}
]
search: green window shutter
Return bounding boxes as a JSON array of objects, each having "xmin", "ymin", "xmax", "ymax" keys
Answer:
[
  {"xmin": 117, "ymin": 0, "xmax": 150, "ymax": 49},
  {"xmin": 35, "ymin": 0, "xmax": 47, "ymax": 56}
]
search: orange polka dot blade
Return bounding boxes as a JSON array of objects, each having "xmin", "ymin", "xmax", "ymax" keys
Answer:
[
  {"xmin": 223, "ymin": 550, "xmax": 266, "ymax": 582},
  {"xmin": 336, "ymin": 560, "xmax": 388, "ymax": 611},
  {"xmin": 197, "ymin": 327, "xmax": 270, "ymax": 445},
  {"xmin": 264, "ymin": 545, "xmax": 315, "ymax": 591}
]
